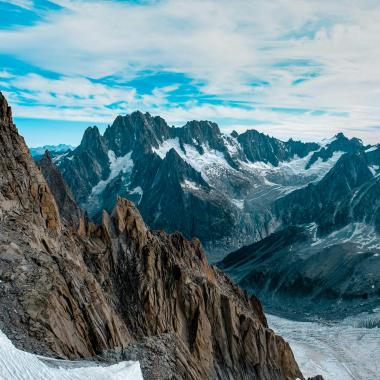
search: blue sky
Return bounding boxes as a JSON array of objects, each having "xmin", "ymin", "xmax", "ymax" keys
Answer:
[{"xmin": 1, "ymin": 0, "xmax": 380, "ymax": 146}]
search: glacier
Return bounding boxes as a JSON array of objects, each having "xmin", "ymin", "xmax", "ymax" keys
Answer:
[{"xmin": 268, "ymin": 313, "xmax": 380, "ymax": 380}]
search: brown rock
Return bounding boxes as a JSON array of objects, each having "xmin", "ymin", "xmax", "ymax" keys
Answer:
[{"xmin": 37, "ymin": 150, "xmax": 83, "ymax": 230}]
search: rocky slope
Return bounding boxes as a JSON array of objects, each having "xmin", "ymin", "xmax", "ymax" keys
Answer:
[
  {"xmin": 0, "ymin": 92, "xmax": 306, "ymax": 379},
  {"xmin": 53, "ymin": 111, "xmax": 361, "ymax": 260},
  {"xmin": 38, "ymin": 150, "xmax": 83, "ymax": 229}
]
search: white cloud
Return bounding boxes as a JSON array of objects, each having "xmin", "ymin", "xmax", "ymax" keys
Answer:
[
  {"xmin": 3, "ymin": 0, "xmax": 34, "ymax": 10},
  {"xmin": 3, "ymin": 73, "xmax": 180, "ymax": 122},
  {"xmin": 0, "ymin": 0, "xmax": 379, "ymax": 142}
]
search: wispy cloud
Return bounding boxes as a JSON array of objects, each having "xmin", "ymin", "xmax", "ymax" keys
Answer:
[
  {"xmin": 0, "ymin": 0, "xmax": 380, "ymax": 143},
  {"xmin": 2, "ymin": 0, "xmax": 34, "ymax": 10}
]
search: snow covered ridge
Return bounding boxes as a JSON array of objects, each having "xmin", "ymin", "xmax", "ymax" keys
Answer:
[
  {"xmin": 365, "ymin": 145, "xmax": 379, "ymax": 153},
  {"xmin": 0, "ymin": 329, "xmax": 143, "ymax": 380}
]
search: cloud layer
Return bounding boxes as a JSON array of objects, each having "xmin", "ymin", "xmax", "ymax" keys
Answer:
[{"xmin": 1, "ymin": 0, "xmax": 380, "ymax": 144}]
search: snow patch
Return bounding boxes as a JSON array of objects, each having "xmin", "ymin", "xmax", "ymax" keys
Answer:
[
  {"xmin": 152, "ymin": 138, "xmax": 182, "ymax": 159},
  {"xmin": 240, "ymin": 151, "xmax": 344, "ymax": 186},
  {"xmin": 0, "ymin": 329, "xmax": 143, "ymax": 380},
  {"xmin": 309, "ymin": 223, "xmax": 380, "ymax": 251},
  {"xmin": 130, "ymin": 186, "xmax": 143, "ymax": 196},
  {"xmin": 129, "ymin": 186, "xmax": 143, "ymax": 204},
  {"xmin": 231, "ymin": 199, "xmax": 244, "ymax": 210},
  {"xmin": 318, "ymin": 136, "xmax": 338, "ymax": 148},
  {"xmin": 369, "ymin": 165, "xmax": 379, "ymax": 175},
  {"xmin": 52, "ymin": 152, "xmax": 69, "ymax": 163},
  {"xmin": 365, "ymin": 145, "xmax": 379, "ymax": 153},
  {"xmin": 92, "ymin": 151, "xmax": 134, "ymax": 195},
  {"xmin": 223, "ymin": 135, "xmax": 240, "ymax": 156},
  {"xmin": 181, "ymin": 180, "xmax": 201, "ymax": 191},
  {"xmin": 153, "ymin": 139, "xmax": 231, "ymax": 181}
]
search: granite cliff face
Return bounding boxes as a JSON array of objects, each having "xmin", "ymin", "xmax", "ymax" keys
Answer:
[
  {"xmin": 38, "ymin": 151, "xmax": 83, "ymax": 229},
  {"xmin": 0, "ymin": 92, "xmax": 304, "ymax": 379}
]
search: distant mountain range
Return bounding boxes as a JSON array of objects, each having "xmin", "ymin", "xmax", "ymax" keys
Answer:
[
  {"xmin": 29, "ymin": 144, "xmax": 75, "ymax": 160},
  {"xmin": 36, "ymin": 111, "xmax": 380, "ymax": 318}
]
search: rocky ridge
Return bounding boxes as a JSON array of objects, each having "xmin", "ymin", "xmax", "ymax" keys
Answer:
[{"xmin": 0, "ymin": 92, "xmax": 305, "ymax": 379}]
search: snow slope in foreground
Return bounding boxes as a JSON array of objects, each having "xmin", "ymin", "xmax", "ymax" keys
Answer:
[
  {"xmin": 0, "ymin": 330, "xmax": 143, "ymax": 380},
  {"xmin": 268, "ymin": 314, "xmax": 380, "ymax": 380}
]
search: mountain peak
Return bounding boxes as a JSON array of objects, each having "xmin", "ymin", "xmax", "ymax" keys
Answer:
[
  {"xmin": 0, "ymin": 93, "xmax": 60, "ymax": 230},
  {"xmin": 333, "ymin": 132, "xmax": 363, "ymax": 146},
  {"xmin": 130, "ymin": 110, "xmax": 150, "ymax": 118},
  {"xmin": 82, "ymin": 125, "xmax": 101, "ymax": 140},
  {"xmin": 80, "ymin": 125, "xmax": 107, "ymax": 152},
  {"xmin": 335, "ymin": 132, "xmax": 346, "ymax": 139},
  {"xmin": 103, "ymin": 111, "xmax": 171, "ymax": 156},
  {"xmin": 42, "ymin": 149, "xmax": 52, "ymax": 161},
  {"xmin": 183, "ymin": 120, "xmax": 222, "ymax": 136}
]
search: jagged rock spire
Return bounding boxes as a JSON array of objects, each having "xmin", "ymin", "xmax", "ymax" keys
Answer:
[{"xmin": 0, "ymin": 92, "xmax": 60, "ymax": 229}]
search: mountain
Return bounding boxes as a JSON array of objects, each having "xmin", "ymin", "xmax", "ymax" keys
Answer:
[
  {"xmin": 273, "ymin": 152, "xmax": 374, "ymax": 233},
  {"xmin": 54, "ymin": 111, "xmax": 361, "ymax": 261},
  {"xmin": 29, "ymin": 144, "xmax": 75, "ymax": 160},
  {"xmin": 0, "ymin": 92, "xmax": 307, "ymax": 379},
  {"xmin": 220, "ymin": 149, "xmax": 380, "ymax": 318}
]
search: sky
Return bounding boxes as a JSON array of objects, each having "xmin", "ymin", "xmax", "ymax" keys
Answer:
[{"xmin": 1, "ymin": 0, "xmax": 380, "ymax": 147}]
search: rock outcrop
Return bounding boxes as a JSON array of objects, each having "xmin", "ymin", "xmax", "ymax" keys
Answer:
[
  {"xmin": 0, "ymin": 95, "xmax": 60, "ymax": 230},
  {"xmin": 37, "ymin": 150, "xmax": 83, "ymax": 229},
  {"xmin": 0, "ymin": 91, "xmax": 304, "ymax": 379}
]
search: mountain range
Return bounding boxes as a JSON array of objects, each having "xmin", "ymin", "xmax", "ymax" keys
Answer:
[
  {"xmin": 40, "ymin": 110, "xmax": 380, "ymax": 319},
  {"xmin": 220, "ymin": 151, "xmax": 380, "ymax": 318},
  {"xmin": 50, "ymin": 112, "xmax": 361, "ymax": 259},
  {"xmin": 29, "ymin": 144, "xmax": 75, "ymax": 160},
  {"xmin": 0, "ymin": 92, "xmax": 317, "ymax": 379}
]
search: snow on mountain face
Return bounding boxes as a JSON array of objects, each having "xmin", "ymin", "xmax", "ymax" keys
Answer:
[
  {"xmin": 153, "ymin": 138, "xmax": 233, "ymax": 182},
  {"xmin": 310, "ymin": 222, "xmax": 380, "ymax": 251},
  {"xmin": 365, "ymin": 145, "xmax": 379, "ymax": 153},
  {"xmin": 54, "ymin": 112, "xmax": 367, "ymax": 258},
  {"xmin": 0, "ymin": 329, "xmax": 143, "ymax": 380},
  {"xmin": 240, "ymin": 149, "xmax": 344, "ymax": 189},
  {"xmin": 91, "ymin": 151, "xmax": 134, "ymax": 196}
]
